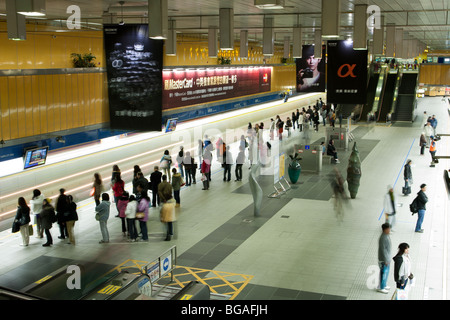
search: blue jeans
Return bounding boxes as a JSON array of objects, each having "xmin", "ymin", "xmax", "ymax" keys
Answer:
[
  {"xmin": 127, "ymin": 218, "xmax": 137, "ymax": 240},
  {"xmin": 139, "ymin": 220, "xmax": 148, "ymax": 240},
  {"xmin": 415, "ymin": 209, "xmax": 425, "ymax": 231},
  {"xmin": 379, "ymin": 262, "xmax": 390, "ymax": 289},
  {"xmin": 174, "ymin": 190, "xmax": 180, "ymax": 204},
  {"xmin": 99, "ymin": 220, "xmax": 109, "ymax": 242}
]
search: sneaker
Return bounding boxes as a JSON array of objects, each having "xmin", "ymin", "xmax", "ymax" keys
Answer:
[
  {"xmin": 99, "ymin": 240, "xmax": 110, "ymax": 244},
  {"xmin": 42, "ymin": 243, "xmax": 52, "ymax": 247},
  {"xmin": 377, "ymin": 288, "xmax": 389, "ymax": 294},
  {"xmin": 415, "ymin": 229, "xmax": 424, "ymax": 233}
]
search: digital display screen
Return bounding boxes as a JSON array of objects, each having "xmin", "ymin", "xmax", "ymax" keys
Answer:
[
  {"xmin": 164, "ymin": 118, "xmax": 178, "ymax": 133},
  {"xmin": 23, "ymin": 146, "xmax": 49, "ymax": 170}
]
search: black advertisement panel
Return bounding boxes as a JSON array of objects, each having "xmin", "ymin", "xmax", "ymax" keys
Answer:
[
  {"xmin": 103, "ymin": 24, "xmax": 163, "ymax": 131},
  {"xmin": 326, "ymin": 40, "xmax": 368, "ymax": 104},
  {"xmin": 296, "ymin": 45, "xmax": 326, "ymax": 93}
]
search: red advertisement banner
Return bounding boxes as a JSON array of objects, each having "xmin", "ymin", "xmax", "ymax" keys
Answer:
[{"xmin": 162, "ymin": 66, "xmax": 272, "ymax": 109}]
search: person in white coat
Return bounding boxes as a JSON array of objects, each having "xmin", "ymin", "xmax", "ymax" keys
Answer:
[
  {"xmin": 393, "ymin": 243, "xmax": 414, "ymax": 300},
  {"xmin": 125, "ymin": 195, "xmax": 138, "ymax": 242},
  {"xmin": 424, "ymin": 122, "xmax": 433, "ymax": 148},
  {"xmin": 384, "ymin": 185, "xmax": 397, "ymax": 231},
  {"xmin": 30, "ymin": 189, "xmax": 44, "ymax": 238}
]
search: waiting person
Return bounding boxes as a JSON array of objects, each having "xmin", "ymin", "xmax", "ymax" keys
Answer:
[
  {"xmin": 203, "ymin": 144, "xmax": 213, "ymax": 182},
  {"xmin": 277, "ymin": 117, "xmax": 284, "ymax": 141},
  {"xmin": 393, "ymin": 243, "xmax": 414, "ymax": 299},
  {"xmin": 292, "ymin": 112, "xmax": 297, "ymax": 130},
  {"xmin": 30, "ymin": 189, "xmax": 44, "ymax": 238},
  {"xmin": 111, "ymin": 165, "xmax": 121, "ymax": 185},
  {"xmin": 132, "ymin": 166, "xmax": 142, "ymax": 195},
  {"xmin": 160, "ymin": 195, "xmax": 176, "ymax": 241},
  {"xmin": 419, "ymin": 133, "xmax": 427, "ymax": 155},
  {"xmin": 285, "ymin": 117, "xmax": 293, "ymax": 137},
  {"xmin": 429, "ymin": 137, "xmax": 437, "ymax": 166},
  {"xmin": 40, "ymin": 198, "xmax": 55, "ymax": 247},
  {"xmin": 96, "ymin": 193, "xmax": 111, "ymax": 244},
  {"xmin": 125, "ymin": 195, "xmax": 138, "ymax": 242},
  {"xmin": 137, "ymin": 194, "xmax": 150, "ymax": 242},
  {"xmin": 92, "ymin": 173, "xmax": 104, "ymax": 206},
  {"xmin": 149, "ymin": 166, "xmax": 162, "ymax": 207},
  {"xmin": 378, "ymin": 223, "xmax": 392, "ymax": 294},
  {"xmin": 158, "ymin": 175, "xmax": 173, "ymax": 203},
  {"xmin": 321, "ymin": 107, "xmax": 328, "ymax": 126},
  {"xmin": 223, "ymin": 146, "xmax": 233, "ymax": 182},
  {"xmin": 65, "ymin": 195, "xmax": 78, "ymax": 245},
  {"xmin": 424, "ymin": 122, "xmax": 433, "ymax": 147},
  {"xmin": 414, "ymin": 184, "xmax": 428, "ymax": 233},
  {"xmin": 160, "ymin": 150, "xmax": 173, "ymax": 182},
  {"xmin": 176, "ymin": 146, "xmax": 185, "ymax": 179},
  {"xmin": 135, "ymin": 172, "xmax": 149, "ymax": 201},
  {"xmin": 112, "ymin": 175, "xmax": 125, "ymax": 216},
  {"xmin": 429, "ymin": 115, "xmax": 437, "ymax": 136},
  {"xmin": 312, "ymin": 111, "xmax": 320, "ymax": 132},
  {"xmin": 197, "ymin": 139, "xmax": 204, "ymax": 166},
  {"xmin": 384, "ymin": 186, "xmax": 397, "ymax": 231},
  {"xmin": 298, "ymin": 112, "xmax": 304, "ymax": 132},
  {"xmin": 403, "ymin": 159, "xmax": 413, "ymax": 195},
  {"xmin": 327, "ymin": 139, "xmax": 340, "ymax": 163},
  {"xmin": 320, "ymin": 141, "xmax": 326, "ymax": 155},
  {"xmin": 56, "ymin": 188, "xmax": 69, "ymax": 240},
  {"xmin": 171, "ymin": 168, "xmax": 182, "ymax": 207},
  {"xmin": 117, "ymin": 191, "xmax": 129, "ymax": 237},
  {"xmin": 269, "ymin": 118, "xmax": 276, "ymax": 140},
  {"xmin": 15, "ymin": 197, "xmax": 31, "ymax": 247},
  {"xmin": 183, "ymin": 151, "xmax": 196, "ymax": 186},
  {"xmin": 235, "ymin": 146, "xmax": 245, "ymax": 182},
  {"xmin": 201, "ymin": 157, "xmax": 211, "ymax": 190}
]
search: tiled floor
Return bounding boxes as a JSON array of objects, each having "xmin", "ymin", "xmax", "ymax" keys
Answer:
[{"xmin": 0, "ymin": 96, "xmax": 449, "ymax": 300}]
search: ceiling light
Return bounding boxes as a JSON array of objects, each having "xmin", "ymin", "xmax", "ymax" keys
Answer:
[
  {"xmin": 254, "ymin": 0, "xmax": 285, "ymax": 10},
  {"xmin": 17, "ymin": 0, "xmax": 46, "ymax": 17}
]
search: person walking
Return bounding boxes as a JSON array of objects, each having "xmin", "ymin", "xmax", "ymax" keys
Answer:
[
  {"xmin": 30, "ymin": 189, "xmax": 44, "ymax": 239},
  {"xmin": 285, "ymin": 117, "xmax": 293, "ymax": 137},
  {"xmin": 419, "ymin": 133, "xmax": 427, "ymax": 156},
  {"xmin": 377, "ymin": 223, "xmax": 392, "ymax": 294},
  {"xmin": 269, "ymin": 118, "xmax": 275, "ymax": 140},
  {"xmin": 176, "ymin": 146, "xmax": 185, "ymax": 179},
  {"xmin": 429, "ymin": 137, "xmax": 437, "ymax": 166},
  {"xmin": 235, "ymin": 146, "xmax": 245, "ymax": 182},
  {"xmin": 384, "ymin": 186, "xmax": 397, "ymax": 231},
  {"xmin": 160, "ymin": 150, "xmax": 172, "ymax": 182},
  {"xmin": 96, "ymin": 193, "xmax": 111, "ymax": 244},
  {"xmin": 160, "ymin": 195, "xmax": 176, "ymax": 241},
  {"xmin": 149, "ymin": 166, "xmax": 162, "ymax": 207},
  {"xmin": 392, "ymin": 243, "xmax": 414, "ymax": 300},
  {"xmin": 125, "ymin": 195, "xmax": 138, "ymax": 242},
  {"xmin": 403, "ymin": 160, "xmax": 413, "ymax": 195},
  {"xmin": 158, "ymin": 175, "xmax": 173, "ymax": 203},
  {"xmin": 65, "ymin": 195, "xmax": 78, "ymax": 245},
  {"xmin": 117, "ymin": 191, "xmax": 129, "ymax": 237},
  {"xmin": 92, "ymin": 173, "xmax": 104, "ymax": 206},
  {"xmin": 56, "ymin": 189, "xmax": 69, "ymax": 240},
  {"xmin": 414, "ymin": 184, "xmax": 428, "ymax": 233},
  {"xmin": 15, "ymin": 197, "xmax": 31, "ymax": 247},
  {"xmin": 171, "ymin": 168, "xmax": 182, "ymax": 207},
  {"xmin": 40, "ymin": 198, "xmax": 55, "ymax": 247},
  {"xmin": 429, "ymin": 115, "xmax": 438, "ymax": 136},
  {"xmin": 137, "ymin": 194, "xmax": 150, "ymax": 241}
]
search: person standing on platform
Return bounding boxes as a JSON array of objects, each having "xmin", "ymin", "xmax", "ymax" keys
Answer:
[
  {"xmin": 377, "ymin": 223, "xmax": 392, "ymax": 294},
  {"xmin": 419, "ymin": 133, "xmax": 427, "ymax": 155},
  {"xmin": 384, "ymin": 186, "xmax": 397, "ymax": 231},
  {"xmin": 65, "ymin": 195, "xmax": 78, "ymax": 245},
  {"xmin": 197, "ymin": 139, "xmax": 204, "ymax": 167},
  {"xmin": 56, "ymin": 188, "xmax": 69, "ymax": 240},
  {"xmin": 160, "ymin": 195, "xmax": 176, "ymax": 241},
  {"xmin": 125, "ymin": 195, "xmax": 138, "ymax": 242},
  {"xmin": 96, "ymin": 193, "xmax": 111, "ymax": 244},
  {"xmin": 160, "ymin": 150, "xmax": 173, "ymax": 182},
  {"xmin": 40, "ymin": 198, "xmax": 55, "ymax": 247},
  {"xmin": 137, "ymin": 194, "xmax": 150, "ymax": 242},
  {"xmin": 312, "ymin": 111, "xmax": 320, "ymax": 132},
  {"xmin": 176, "ymin": 146, "xmax": 185, "ymax": 179},
  {"xmin": 15, "ymin": 197, "xmax": 31, "ymax": 247},
  {"xmin": 393, "ymin": 243, "xmax": 414, "ymax": 300},
  {"xmin": 183, "ymin": 151, "xmax": 195, "ymax": 186},
  {"xmin": 429, "ymin": 115, "xmax": 438, "ymax": 136},
  {"xmin": 135, "ymin": 172, "xmax": 149, "ymax": 201},
  {"xmin": 201, "ymin": 157, "xmax": 211, "ymax": 190},
  {"xmin": 298, "ymin": 111, "xmax": 304, "ymax": 132},
  {"xmin": 235, "ymin": 146, "xmax": 245, "ymax": 182},
  {"xmin": 429, "ymin": 137, "xmax": 437, "ymax": 166},
  {"xmin": 414, "ymin": 184, "xmax": 428, "ymax": 233},
  {"xmin": 269, "ymin": 118, "xmax": 276, "ymax": 140},
  {"xmin": 117, "ymin": 191, "xmax": 129, "ymax": 237},
  {"xmin": 111, "ymin": 165, "xmax": 121, "ymax": 185},
  {"xmin": 223, "ymin": 146, "xmax": 233, "ymax": 182},
  {"xmin": 277, "ymin": 117, "xmax": 284, "ymax": 141},
  {"xmin": 403, "ymin": 160, "xmax": 413, "ymax": 195},
  {"xmin": 112, "ymin": 175, "xmax": 125, "ymax": 216},
  {"xmin": 158, "ymin": 175, "xmax": 173, "ymax": 203},
  {"xmin": 285, "ymin": 117, "xmax": 293, "ymax": 137},
  {"xmin": 424, "ymin": 122, "xmax": 433, "ymax": 147},
  {"xmin": 30, "ymin": 189, "xmax": 44, "ymax": 239},
  {"xmin": 92, "ymin": 173, "xmax": 104, "ymax": 206},
  {"xmin": 171, "ymin": 168, "xmax": 182, "ymax": 207},
  {"xmin": 149, "ymin": 166, "xmax": 162, "ymax": 207}
]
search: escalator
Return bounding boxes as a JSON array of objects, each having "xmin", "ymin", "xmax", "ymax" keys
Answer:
[
  {"xmin": 377, "ymin": 71, "xmax": 397, "ymax": 123},
  {"xmin": 358, "ymin": 71, "xmax": 379, "ymax": 121},
  {"xmin": 392, "ymin": 71, "xmax": 419, "ymax": 122}
]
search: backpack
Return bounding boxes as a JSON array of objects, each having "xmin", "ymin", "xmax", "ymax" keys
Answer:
[{"xmin": 409, "ymin": 197, "xmax": 419, "ymax": 215}]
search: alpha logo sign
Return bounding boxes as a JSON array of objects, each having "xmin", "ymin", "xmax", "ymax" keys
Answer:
[
  {"xmin": 326, "ymin": 40, "xmax": 368, "ymax": 104},
  {"xmin": 337, "ymin": 64, "xmax": 357, "ymax": 78}
]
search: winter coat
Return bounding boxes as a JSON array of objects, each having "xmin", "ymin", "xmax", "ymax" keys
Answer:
[
  {"xmin": 95, "ymin": 200, "xmax": 110, "ymax": 222},
  {"xmin": 30, "ymin": 195, "xmax": 44, "ymax": 216},
  {"xmin": 160, "ymin": 198, "xmax": 176, "ymax": 223},
  {"xmin": 40, "ymin": 204, "xmax": 55, "ymax": 229},
  {"xmin": 150, "ymin": 170, "xmax": 162, "ymax": 190},
  {"xmin": 117, "ymin": 198, "xmax": 129, "ymax": 218},
  {"xmin": 137, "ymin": 198, "xmax": 150, "ymax": 222},
  {"xmin": 125, "ymin": 200, "xmax": 138, "ymax": 219},
  {"xmin": 383, "ymin": 192, "xmax": 397, "ymax": 215},
  {"xmin": 65, "ymin": 202, "xmax": 78, "ymax": 222},
  {"xmin": 171, "ymin": 173, "xmax": 182, "ymax": 191},
  {"xmin": 158, "ymin": 181, "xmax": 173, "ymax": 203},
  {"xmin": 15, "ymin": 206, "xmax": 30, "ymax": 226},
  {"xmin": 160, "ymin": 154, "xmax": 172, "ymax": 169},
  {"xmin": 393, "ymin": 254, "xmax": 412, "ymax": 287},
  {"xmin": 112, "ymin": 180, "xmax": 125, "ymax": 197},
  {"xmin": 56, "ymin": 194, "xmax": 69, "ymax": 223},
  {"xmin": 404, "ymin": 164, "xmax": 412, "ymax": 180},
  {"xmin": 416, "ymin": 190, "xmax": 428, "ymax": 210}
]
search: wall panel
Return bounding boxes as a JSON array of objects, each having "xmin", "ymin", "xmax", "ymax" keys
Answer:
[
  {"xmin": 15, "ymin": 76, "xmax": 26, "ymax": 139},
  {"xmin": 31, "ymin": 75, "xmax": 41, "ymax": 135},
  {"xmin": 52, "ymin": 75, "xmax": 61, "ymax": 132},
  {"xmin": 7, "ymin": 77, "xmax": 18, "ymax": 140},
  {"xmin": 58, "ymin": 74, "xmax": 67, "ymax": 131},
  {"xmin": 0, "ymin": 78, "xmax": 10, "ymax": 140},
  {"xmin": 23, "ymin": 76, "xmax": 34, "ymax": 137}
]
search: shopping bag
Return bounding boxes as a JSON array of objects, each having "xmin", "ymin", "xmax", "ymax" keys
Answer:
[
  {"xmin": 392, "ymin": 288, "xmax": 408, "ymax": 300},
  {"xmin": 28, "ymin": 224, "xmax": 34, "ymax": 236}
]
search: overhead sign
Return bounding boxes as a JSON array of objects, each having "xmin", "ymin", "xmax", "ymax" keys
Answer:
[
  {"xmin": 162, "ymin": 66, "xmax": 271, "ymax": 109},
  {"xmin": 326, "ymin": 40, "xmax": 368, "ymax": 104},
  {"xmin": 103, "ymin": 24, "xmax": 163, "ymax": 131}
]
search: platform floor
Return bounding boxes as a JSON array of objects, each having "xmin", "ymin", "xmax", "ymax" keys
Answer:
[{"xmin": 0, "ymin": 96, "xmax": 449, "ymax": 301}]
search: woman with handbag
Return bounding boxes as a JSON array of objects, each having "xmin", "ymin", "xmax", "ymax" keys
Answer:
[
  {"xmin": 136, "ymin": 194, "xmax": 150, "ymax": 241},
  {"xmin": 92, "ymin": 173, "xmax": 104, "ymax": 206},
  {"xmin": 392, "ymin": 243, "xmax": 414, "ymax": 300},
  {"xmin": 160, "ymin": 196, "xmax": 176, "ymax": 241},
  {"xmin": 15, "ymin": 197, "xmax": 31, "ymax": 246}
]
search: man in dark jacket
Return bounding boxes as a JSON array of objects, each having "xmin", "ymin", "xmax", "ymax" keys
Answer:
[
  {"xmin": 403, "ymin": 160, "xmax": 413, "ymax": 195},
  {"xmin": 415, "ymin": 184, "xmax": 428, "ymax": 233},
  {"xmin": 56, "ymin": 188, "xmax": 69, "ymax": 239},
  {"xmin": 149, "ymin": 166, "xmax": 162, "ymax": 207}
]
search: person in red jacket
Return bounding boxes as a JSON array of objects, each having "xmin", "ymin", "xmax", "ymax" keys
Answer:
[{"xmin": 112, "ymin": 176, "xmax": 125, "ymax": 217}]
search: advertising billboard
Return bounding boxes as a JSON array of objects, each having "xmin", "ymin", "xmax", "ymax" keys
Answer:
[{"xmin": 296, "ymin": 45, "xmax": 326, "ymax": 93}]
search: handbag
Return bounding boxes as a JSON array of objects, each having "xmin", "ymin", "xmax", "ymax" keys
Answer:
[
  {"xmin": 11, "ymin": 220, "xmax": 20, "ymax": 233},
  {"xmin": 136, "ymin": 212, "xmax": 145, "ymax": 219},
  {"xmin": 28, "ymin": 224, "xmax": 34, "ymax": 236},
  {"xmin": 95, "ymin": 212, "xmax": 100, "ymax": 221},
  {"xmin": 89, "ymin": 187, "xmax": 95, "ymax": 197},
  {"xmin": 180, "ymin": 177, "xmax": 186, "ymax": 187}
]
